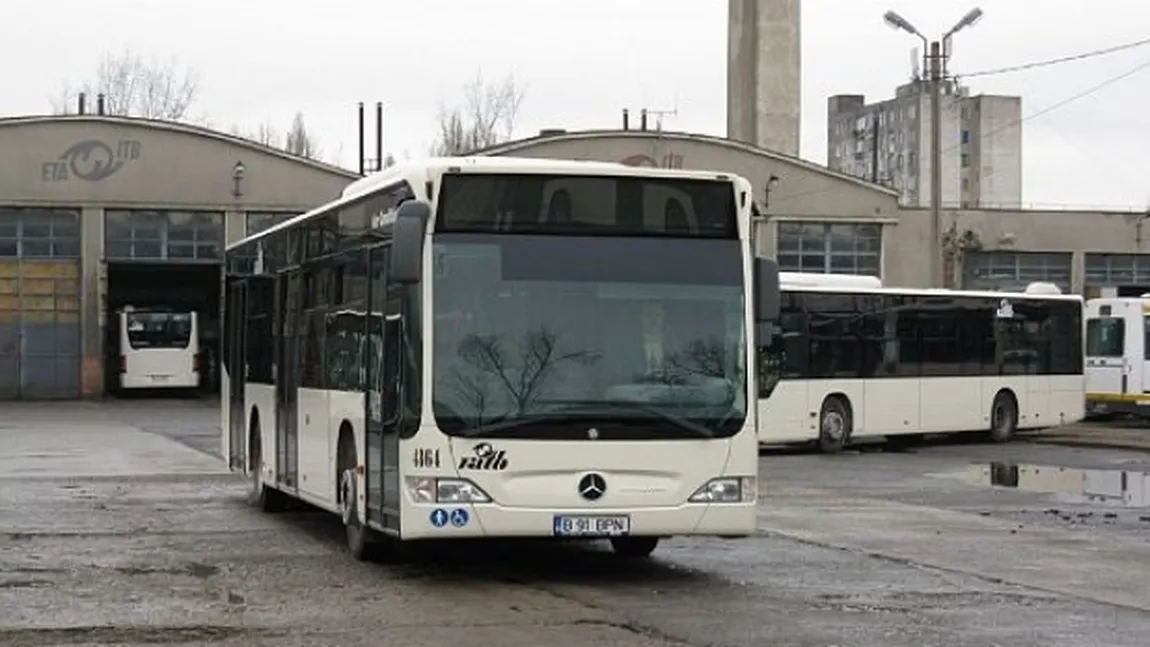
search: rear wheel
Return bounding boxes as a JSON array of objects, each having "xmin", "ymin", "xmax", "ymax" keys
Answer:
[
  {"xmin": 817, "ymin": 397, "xmax": 851, "ymax": 454},
  {"xmin": 247, "ymin": 425, "xmax": 287, "ymax": 512},
  {"xmin": 610, "ymin": 537, "xmax": 659, "ymax": 558},
  {"xmin": 989, "ymin": 391, "xmax": 1018, "ymax": 443}
]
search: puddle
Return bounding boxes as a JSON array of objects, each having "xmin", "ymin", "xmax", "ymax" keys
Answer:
[{"xmin": 954, "ymin": 462, "xmax": 1150, "ymax": 507}]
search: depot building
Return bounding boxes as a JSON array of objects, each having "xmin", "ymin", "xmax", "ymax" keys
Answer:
[
  {"xmin": 0, "ymin": 115, "xmax": 357, "ymax": 400},
  {"xmin": 479, "ymin": 128, "xmax": 1150, "ymax": 299},
  {"xmin": 2, "ymin": 115, "xmax": 1143, "ymax": 401}
]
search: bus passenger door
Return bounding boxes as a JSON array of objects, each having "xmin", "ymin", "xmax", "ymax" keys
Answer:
[
  {"xmin": 365, "ymin": 245, "xmax": 400, "ymax": 531},
  {"xmin": 226, "ymin": 280, "xmax": 248, "ymax": 471},
  {"xmin": 276, "ymin": 270, "xmax": 301, "ymax": 489}
]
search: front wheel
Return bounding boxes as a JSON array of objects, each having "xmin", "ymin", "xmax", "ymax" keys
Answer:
[
  {"xmin": 610, "ymin": 536, "xmax": 659, "ymax": 558},
  {"xmin": 989, "ymin": 391, "xmax": 1018, "ymax": 443}
]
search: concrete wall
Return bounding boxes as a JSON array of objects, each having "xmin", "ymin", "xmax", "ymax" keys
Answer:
[
  {"xmin": 726, "ymin": 0, "xmax": 801, "ymax": 156},
  {"xmin": 892, "ymin": 207, "xmax": 1150, "ymax": 291}
]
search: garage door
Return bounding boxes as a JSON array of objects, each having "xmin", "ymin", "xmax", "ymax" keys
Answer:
[{"xmin": 0, "ymin": 209, "xmax": 82, "ymax": 400}]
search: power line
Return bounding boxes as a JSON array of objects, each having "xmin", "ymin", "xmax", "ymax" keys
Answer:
[
  {"xmin": 775, "ymin": 56, "xmax": 1150, "ymax": 208},
  {"xmin": 958, "ymin": 36, "xmax": 1150, "ymax": 79}
]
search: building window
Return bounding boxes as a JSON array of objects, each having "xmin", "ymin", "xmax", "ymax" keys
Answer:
[
  {"xmin": 776, "ymin": 222, "xmax": 882, "ymax": 276},
  {"xmin": 1085, "ymin": 253, "xmax": 1150, "ymax": 287},
  {"xmin": 0, "ymin": 208, "xmax": 80, "ymax": 258},
  {"xmin": 961, "ymin": 130, "xmax": 970, "ymax": 144},
  {"xmin": 246, "ymin": 211, "xmax": 297, "ymax": 237},
  {"xmin": 964, "ymin": 251, "xmax": 1072, "ymax": 292},
  {"xmin": 105, "ymin": 210, "xmax": 224, "ymax": 261},
  {"xmin": 961, "ymin": 153, "xmax": 970, "ymax": 168}
]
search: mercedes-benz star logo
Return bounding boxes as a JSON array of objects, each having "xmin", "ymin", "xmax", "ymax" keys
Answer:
[{"xmin": 578, "ymin": 473, "xmax": 607, "ymax": 501}]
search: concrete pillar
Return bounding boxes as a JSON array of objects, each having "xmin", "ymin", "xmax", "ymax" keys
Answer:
[
  {"xmin": 79, "ymin": 207, "xmax": 104, "ymax": 397},
  {"xmin": 727, "ymin": 0, "xmax": 801, "ymax": 156}
]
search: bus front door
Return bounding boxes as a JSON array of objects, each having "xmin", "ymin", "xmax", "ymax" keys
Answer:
[
  {"xmin": 365, "ymin": 245, "xmax": 400, "ymax": 531},
  {"xmin": 276, "ymin": 270, "xmax": 301, "ymax": 489},
  {"xmin": 226, "ymin": 280, "xmax": 247, "ymax": 471}
]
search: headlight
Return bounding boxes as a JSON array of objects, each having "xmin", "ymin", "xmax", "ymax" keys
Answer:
[
  {"xmin": 405, "ymin": 477, "xmax": 491, "ymax": 503},
  {"xmin": 688, "ymin": 476, "xmax": 755, "ymax": 503}
]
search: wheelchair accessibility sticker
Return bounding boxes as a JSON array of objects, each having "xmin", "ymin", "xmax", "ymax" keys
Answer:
[{"xmin": 429, "ymin": 508, "xmax": 470, "ymax": 528}]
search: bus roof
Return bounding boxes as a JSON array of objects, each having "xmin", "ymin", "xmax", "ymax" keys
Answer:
[
  {"xmin": 227, "ymin": 156, "xmax": 747, "ymax": 253},
  {"xmin": 781, "ymin": 273, "xmax": 1081, "ymax": 302}
]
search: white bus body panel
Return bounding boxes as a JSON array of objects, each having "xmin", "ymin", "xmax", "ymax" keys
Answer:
[
  {"xmin": 391, "ymin": 434, "xmax": 756, "ymax": 540},
  {"xmin": 121, "ymin": 347, "xmax": 199, "ymax": 389},
  {"xmin": 758, "ymin": 375, "xmax": 1084, "ymax": 444},
  {"xmin": 1085, "ymin": 298, "xmax": 1150, "ymax": 416}
]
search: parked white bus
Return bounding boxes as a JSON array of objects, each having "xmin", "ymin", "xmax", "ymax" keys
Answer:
[
  {"xmin": 222, "ymin": 156, "xmax": 782, "ymax": 561},
  {"xmin": 117, "ymin": 307, "xmax": 201, "ymax": 390},
  {"xmin": 756, "ymin": 273, "xmax": 1085, "ymax": 452},
  {"xmin": 1084, "ymin": 297, "xmax": 1150, "ymax": 419}
]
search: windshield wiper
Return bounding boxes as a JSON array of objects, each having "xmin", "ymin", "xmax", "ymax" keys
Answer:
[
  {"xmin": 539, "ymin": 399, "xmax": 716, "ymax": 438},
  {"xmin": 458, "ymin": 413, "xmax": 594, "ymax": 438}
]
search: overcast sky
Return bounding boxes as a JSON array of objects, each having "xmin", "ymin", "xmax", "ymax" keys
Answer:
[{"xmin": 6, "ymin": 0, "xmax": 1149, "ymax": 210}]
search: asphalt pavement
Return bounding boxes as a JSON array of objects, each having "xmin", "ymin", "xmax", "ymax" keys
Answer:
[{"xmin": 3, "ymin": 400, "xmax": 1150, "ymax": 646}]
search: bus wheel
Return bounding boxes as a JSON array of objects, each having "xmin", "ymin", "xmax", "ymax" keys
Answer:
[
  {"xmin": 610, "ymin": 536, "xmax": 659, "ymax": 558},
  {"xmin": 818, "ymin": 397, "xmax": 851, "ymax": 454},
  {"xmin": 247, "ymin": 428, "xmax": 287, "ymax": 513},
  {"xmin": 339, "ymin": 467, "xmax": 379, "ymax": 561},
  {"xmin": 989, "ymin": 391, "xmax": 1018, "ymax": 443}
]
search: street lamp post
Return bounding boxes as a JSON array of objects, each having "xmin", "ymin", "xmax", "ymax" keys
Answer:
[{"xmin": 883, "ymin": 8, "xmax": 983, "ymax": 287}]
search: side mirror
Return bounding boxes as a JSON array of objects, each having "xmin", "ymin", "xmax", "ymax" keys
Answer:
[
  {"xmin": 390, "ymin": 200, "xmax": 430, "ymax": 284},
  {"xmin": 754, "ymin": 257, "xmax": 781, "ymax": 322}
]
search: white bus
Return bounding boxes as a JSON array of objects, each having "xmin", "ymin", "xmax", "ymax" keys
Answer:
[
  {"xmin": 1084, "ymin": 297, "xmax": 1150, "ymax": 419},
  {"xmin": 221, "ymin": 156, "xmax": 782, "ymax": 561},
  {"xmin": 117, "ymin": 307, "xmax": 201, "ymax": 390},
  {"xmin": 756, "ymin": 273, "xmax": 1085, "ymax": 452}
]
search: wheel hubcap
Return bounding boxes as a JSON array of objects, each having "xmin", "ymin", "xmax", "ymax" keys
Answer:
[
  {"xmin": 340, "ymin": 471, "xmax": 354, "ymax": 525},
  {"xmin": 822, "ymin": 412, "xmax": 845, "ymax": 440}
]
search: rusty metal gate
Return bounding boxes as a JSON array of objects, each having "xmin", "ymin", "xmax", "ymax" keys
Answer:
[{"xmin": 0, "ymin": 208, "xmax": 82, "ymax": 400}]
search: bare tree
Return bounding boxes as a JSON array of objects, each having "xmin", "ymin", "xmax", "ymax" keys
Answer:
[
  {"xmin": 454, "ymin": 327, "xmax": 598, "ymax": 416},
  {"xmin": 431, "ymin": 71, "xmax": 525, "ymax": 156},
  {"xmin": 284, "ymin": 112, "xmax": 321, "ymax": 159},
  {"xmin": 51, "ymin": 49, "xmax": 199, "ymax": 121},
  {"xmin": 231, "ymin": 114, "xmax": 322, "ymax": 161}
]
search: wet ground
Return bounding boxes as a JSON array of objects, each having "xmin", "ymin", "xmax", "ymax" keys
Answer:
[{"xmin": 4, "ymin": 400, "xmax": 1150, "ymax": 646}]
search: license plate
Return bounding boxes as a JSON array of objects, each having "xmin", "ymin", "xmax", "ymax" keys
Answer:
[
  {"xmin": 552, "ymin": 514, "xmax": 631, "ymax": 537},
  {"xmin": 149, "ymin": 375, "xmax": 170, "ymax": 382}
]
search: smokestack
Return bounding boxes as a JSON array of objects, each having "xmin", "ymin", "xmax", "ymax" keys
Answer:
[
  {"xmin": 96, "ymin": 93, "xmax": 106, "ymax": 115},
  {"xmin": 727, "ymin": 0, "xmax": 801, "ymax": 155},
  {"xmin": 622, "ymin": 109, "xmax": 629, "ymax": 131},
  {"xmin": 357, "ymin": 102, "xmax": 365, "ymax": 176},
  {"xmin": 78, "ymin": 93, "xmax": 86, "ymax": 115},
  {"xmin": 640, "ymin": 109, "xmax": 648, "ymax": 131},
  {"xmin": 375, "ymin": 102, "xmax": 383, "ymax": 171}
]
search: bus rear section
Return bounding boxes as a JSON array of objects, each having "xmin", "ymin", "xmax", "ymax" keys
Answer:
[
  {"xmin": 118, "ymin": 309, "xmax": 200, "ymax": 390},
  {"xmin": 1085, "ymin": 298, "xmax": 1150, "ymax": 418}
]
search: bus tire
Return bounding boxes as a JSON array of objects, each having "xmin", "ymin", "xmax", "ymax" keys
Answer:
[
  {"xmin": 248, "ymin": 424, "xmax": 288, "ymax": 513},
  {"xmin": 818, "ymin": 396, "xmax": 851, "ymax": 454},
  {"xmin": 989, "ymin": 390, "xmax": 1018, "ymax": 443},
  {"xmin": 610, "ymin": 536, "xmax": 659, "ymax": 558},
  {"xmin": 337, "ymin": 437, "xmax": 391, "ymax": 562}
]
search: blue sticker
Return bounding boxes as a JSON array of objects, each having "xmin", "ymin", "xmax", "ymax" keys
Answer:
[
  {"xmin": 449, "ymin": 508, "xmax": 469, "ymax": 528},
  {"xmin": 429, "ymin": 508, "xmax": 449, "ymax": 528}
]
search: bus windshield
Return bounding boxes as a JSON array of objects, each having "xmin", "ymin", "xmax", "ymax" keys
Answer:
[
  {"xmin": 125, "ymin": 312, "xmax": 194, "ymax": 349},
  {"xmin": 431, "ymin": 234, "xmax": 747, "ymax": 440}
]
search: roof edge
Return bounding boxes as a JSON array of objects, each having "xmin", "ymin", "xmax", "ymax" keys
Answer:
[
  {"xmin": 471, "ymin": 129, "xmax": 900, "ymax": 197},
  {"xmin": 0, "ymin": 114, "xmax": 360, "ymax": 179}
]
